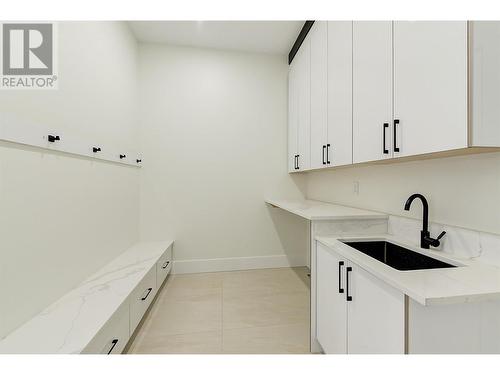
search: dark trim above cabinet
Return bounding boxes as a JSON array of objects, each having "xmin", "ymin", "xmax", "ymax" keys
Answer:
[{"xmin": 288, "ymin": 21, "xmax": 315, "ymax": 64}]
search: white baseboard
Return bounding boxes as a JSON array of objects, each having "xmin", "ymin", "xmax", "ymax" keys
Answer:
[{"xmin": 172, "ymin": 254, "xmax": 307, "ymax": 274}]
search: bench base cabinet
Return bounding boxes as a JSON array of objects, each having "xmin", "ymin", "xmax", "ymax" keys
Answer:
[
  {"xmin": 82, "ymin": 301, "xmax": 130, "ymax": 354},
  {"xmin": 316, "ymin": 242, "xmax": 405, "ymax": 354}
]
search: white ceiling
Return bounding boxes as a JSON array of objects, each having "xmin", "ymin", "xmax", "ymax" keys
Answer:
[{"xmin": 128, "ymin": 21, "xmax": 304, "ymax": 55}]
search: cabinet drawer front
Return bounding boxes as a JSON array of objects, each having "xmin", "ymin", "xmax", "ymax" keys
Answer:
[
  {"xmin": 82, "ymin": 302, "xmax": 129, "ymax": 354},
  {"xmin": 157, "ymin": 245, "xmax": 173, "ymax": 287},
  {"xmin": 129, "ymin": 267, "xmax": 157, "ymax": 335}
]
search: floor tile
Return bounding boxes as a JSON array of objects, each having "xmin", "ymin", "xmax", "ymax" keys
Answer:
[
  {"xmin": 140, "ymin": 288, "xmax": 222, "ymax": 336},
  {"xmin": 223, "ymin": 290, "xmax": 309, "ymax": 330},
  {"xmin": 129, "ymin": 330, "xmax": 222, "ymax": 354},
  {"xmin": 222, "ymin": 323, "xmax": 310, "ymax": 354},
  {"xmin": 126, "ymin": 267, "xmax": 310, "ymax": 354}
]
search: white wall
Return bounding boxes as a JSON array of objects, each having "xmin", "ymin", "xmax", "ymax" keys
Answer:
[
  {"xmin": 138, "ymin": 44, "xmax": 308, "ymax": 269},
  {"xmin": 0, "ymin": 22, "xmax": 140, "ymax": 338},
  {"xmin": 306, "ymin": 152, "xmax": 500, "ymax": 235}
]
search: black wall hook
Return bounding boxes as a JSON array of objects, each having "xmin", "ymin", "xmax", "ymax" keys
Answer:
[
  {"xmin": 119, "ymin": 154, "xmax": 126, "ymax": 159},
  {"xmin": 48, "ymin": 135, "xmax": 60, "ymax": 143},
  {"xmin": 92, "ymin": 147, "xmax": 101, "ymax": 153},
  {"xmin": 136, "ymin": 159, "xmax": 142, "ymax": 163}
]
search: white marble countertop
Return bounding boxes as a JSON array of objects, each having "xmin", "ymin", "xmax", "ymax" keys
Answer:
[
  {"xmin": 265, "ymin": 198, "xmax": 388, "ymax": 221},
  {"xmin": 316, "ymin": 234, "xmax": 500, "ymax": 306},
  {"xmin": 0, "ymin": 240, "xmax": 173, "ymax": 354}
]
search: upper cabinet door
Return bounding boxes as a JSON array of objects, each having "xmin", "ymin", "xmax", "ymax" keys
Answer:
[
  {"xmin": 288, "ymin": 59, "xmax": 299, "ymax": 173},
  {"xmin": 296, "ymin": 36, "xmax": 311, "ymax": 171},
  {"xmin": 393, "ymin": 21, "xmax": 468, "ymax": 157},
  {"xmin": 327, "ymin": 21, "xmax": 353, "ymax": 167},
  {"xmin": 352, "ymin": 21, "xmax": 393, "ymax": 164},
  {"xmin": 310, "ymin": 21, "xmax": 328, "ymax": 170}
]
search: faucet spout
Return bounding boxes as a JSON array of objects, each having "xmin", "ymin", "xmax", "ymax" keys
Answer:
[
  {"xmin": 404, "ymin": 193, "xmax": 429, "ymax": 234},
  {"xmin": 404, "ymin": 193, "xmax": 444, "ymax": 249}
]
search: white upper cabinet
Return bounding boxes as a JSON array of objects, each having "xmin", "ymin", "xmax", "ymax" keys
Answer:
[
  {"xmin": 327, "ymin": 21, "xmax": 353, "ymax": 167},
  {"xmin": 310, "ymin": 21, "xmax": 328, "ymax": 169},
  {"xmin": 288, "ymin": 58, "xmax": 299, "ymax": 173},
  {"xmin": 310, "ymin": 21, "xmax": 353, "ymax": 169},
  {"xmin": 288, "ymin": 35, "xmax": 311, "ymax": 172},
  {"xmin": 296, "ymin": 37, "xmax": 311, "ymax": 171},
  {"xmin": 469, "ymin": 21, "xmax": 500, "ymax": 147},
  {"xmin": 352, "ymin": 21, "xmax": 393, "ymax": 164},
  {"xmin": 288, "ymin": 34, "xmax": 311, "ymax": 172},
  {"xmin": 288, "ymin": 21, "xmax": 500, "ymax": 174},
  {"xmin": 393, "ymin": 21, "xmax": 468, "ymax": 157}
]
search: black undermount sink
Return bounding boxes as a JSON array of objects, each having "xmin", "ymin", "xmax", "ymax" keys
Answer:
[{"xmin": 342, "ymin": 240, "xmax": 457, "ymax": 271}]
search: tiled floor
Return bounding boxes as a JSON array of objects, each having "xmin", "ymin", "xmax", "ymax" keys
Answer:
[{"xmin": 126, "ymin": 267, "xmax": 310, "ymax": 354}]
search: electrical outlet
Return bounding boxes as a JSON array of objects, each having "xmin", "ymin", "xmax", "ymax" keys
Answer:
[{"xmin": 353, "ymin": 181, "xmax": 360, "ymax": 195}]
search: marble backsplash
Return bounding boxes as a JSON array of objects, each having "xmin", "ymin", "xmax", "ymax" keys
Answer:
[{"xmin": 388, "ymin": 215, "xmax": 500, "ymax": 266}]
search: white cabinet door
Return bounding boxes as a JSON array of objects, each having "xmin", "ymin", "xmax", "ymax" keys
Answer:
[
  {"xmin": 316, "ymin": 242, "xmax": 347, "ymax": 354},
  {"xmin": 327, "ymin": 21, "xmax": 353, "ymax": 167},
  {"xmin": 288, "ymin": 60, "xmax": 299, "ymax": 172},
  {"xmin": 393, "ymin": 21, "xmax": 468, "ymax": 157},
  {"xmin": 352, "ymin": 21, "xmax": 393, "ymax": 163},
  {"xmin": 346, "ymin": 262, "xmax": 405, "ymax": 354},
  {"xmin": 310, "ymin": 21, "xmax": 328, "ymax": 169},
  {"xmin": 296, "ymin": 36, "xmax": 311, "ymax": 171}
]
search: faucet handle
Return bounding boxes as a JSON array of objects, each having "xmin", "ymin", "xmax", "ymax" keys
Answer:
[{"xmin": 437, "ymin": 231, "xmax": 446, "ymax": 240}]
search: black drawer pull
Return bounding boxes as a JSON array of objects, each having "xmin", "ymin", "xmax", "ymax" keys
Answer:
[
  {"xmin": 162, "ymin": 261, "xmax": 170, "ymax": 269},
  {"xmin": 119, "ymin": 154, "xmax": 126, "ymax": 159},
  {"xmin": 92, "ymin": 147, "xmax": 101, "ymax": 153},
  {"xmin": 296, "ymin": 154, "xmax": 300, "ymax": 170},
  {"xmin": 107, "ymin": 339, "xmax": 119, "ymax": 354},
  {"xmin": 141, "ymin": 287, "xmax": 153, "ymax": 301},
  {"xmin": 326, "ymin": 144, "xmax": 331, "ymax": 164},
  {"xmin": 338, "ymin": 261, "xmax": 344, "ymax": 293},
  {"xmin": 322, "ymin": 145, "xmax": 326, "ymax": 165},
  {"xmin": 394, "ymin": 119, "xmax": 400, "ymax": 152},
  {"xmin": 383, "ymin": 123, "xmax": 389, "ymax": 154},
  {"xmin": 346, "ymin": 266, "xmax": 352, "ymax": 301}
]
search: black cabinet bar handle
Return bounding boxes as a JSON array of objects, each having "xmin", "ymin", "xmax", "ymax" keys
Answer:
[
  {"xmin": 383, "ymin": 123, "xmax": 389, "ymax": 154},
  {"xmin": 295, "ymin": 155, "xmax": 298, "ymax": 170},
  {"xmin": 394, "ymin": 119, "xmax": 400, "ymax": 152},
  {"xmin": 136, "ymin": 159, "xmax": 142, "ymax": 163},
  {"xmin": 162, "ymin": 261, "xmax": 170, "ymax": 269},
  {"xmin": 141, "ymin": 287, "xmax": 152, "ymax": 301},
  {"xmin": 338, "ymin": 261, "xmax": 344, "ymax": 293},
  {"xmin": 326, "ymin": 144, "xmax": 331, "ymax": 164},
  {"xmin": 92, "ymin": 147, "xmax": 101, "ymax": 153},
  {"xmin": 322, "ymin": 145, "xmax": 326, "ymax": 165},
  {"xmin": 47, "ymin": 135, "xmax": 60, "ymax": 143},
  {"xmin": 346, "ymin": 266, "xmax": 352, "ymax": 301},
  {"xmin": 296, "ymin": 154, "xmax": 300, "ymax": 170},
  {"xmin": 107, "ymin": 339, "xmax": 119, "ymax": 354},
  {"xmin": 119, "ymin": 154, "xmax": 126, "ymax": 159}
]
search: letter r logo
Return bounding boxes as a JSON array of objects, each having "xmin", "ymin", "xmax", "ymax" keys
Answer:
[{"xmin": 2, "ymin": 23, "xmax": 53, "ymax": 75}]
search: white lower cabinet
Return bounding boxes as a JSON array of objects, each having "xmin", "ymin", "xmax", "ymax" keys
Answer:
[
  {"xmin": 316, "ymin": 241, "xmax": 347, "ymax": 353},
  {"xmin": 82, "ymin": 302, "xmax": 130, "ymax": 354},
  {"xmin": 156, "ymin": 245, "xmax": 173, "ymax": 287},
  {"xmin": 129, "ymin": 266, "xmax": 158, "ymax": 335},
  {"xmin": 316, "ymin": 242, "xmax": 405, "ymax": 354}
]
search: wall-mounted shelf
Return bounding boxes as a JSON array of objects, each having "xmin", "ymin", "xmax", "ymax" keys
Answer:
[{"xmin": 0, "ymin": 114, "xmax": 142, "ymax": 167}]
